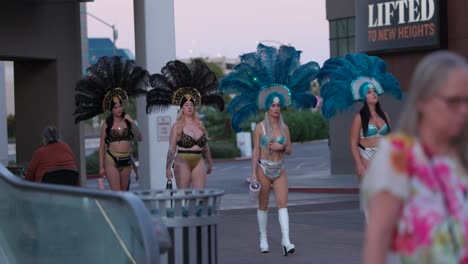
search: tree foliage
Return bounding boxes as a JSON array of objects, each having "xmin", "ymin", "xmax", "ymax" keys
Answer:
[{"xmin": 7, "ymin": 114, "xmax": 15, "ymax": 139}]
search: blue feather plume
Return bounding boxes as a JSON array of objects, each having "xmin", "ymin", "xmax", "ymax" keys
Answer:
[
  {"xmin": 220, "ymin": 43, "xmax": 320, "ymax": 132},
  {"xmin": 275, "ymin": 45, "xmax": 300, "ymax": 84},
  {"xmin": 231, "ymin": 104, "xmax": 259, "ymax": 132},
  {"xmin": 318, "ymin": 53, "xmax": 402, "ymax": 119}
]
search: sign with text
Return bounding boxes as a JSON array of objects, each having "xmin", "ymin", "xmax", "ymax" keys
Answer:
[
  {"xmin": 356, "ymin": 0, "xmax": 445, "ymax": 53},
  {"xmin": 157, "ymin": 116, "xmax": 171, "ymax": 142}
]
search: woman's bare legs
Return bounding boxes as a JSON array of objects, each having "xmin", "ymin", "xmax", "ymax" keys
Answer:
[
  {"xmin": 357, "ymin": 156, "xmax": 369, "ymax": 183},
  {"xmin": 104, "ymin": 157, "xmax": 121, "ymax": 191},
  {"xmin": 272, "ymin": 171, "xmax": 288, "ymax": 208},
  {"xmin": 119, "ymin": 166, "xmax": 132, "ymax": 191},
  {"xmin": 174, "ymin": 157, "xmax": 207, "ymax": 189},
  {"xmin": 256, "ymin": 166, "xmax": 272, "ymax": 253},
  {"xmin": 361, "ymin": 157, "xmax": 369, "ymax": 174},
  {"xmin": 273, "ymin": 170, "xmax": 295, "ymax": 255},
  {"xmin": 173, "ymin": 156, "xmax": 191, "ymax": 189},
  {"xmin": 257, "ymin": 166, "xmax": 272, "ymax": 211},
  {"xmin": 360, "ymin": 156, "xmax": 370, "ymax": 220},
  {"xmin": 191, "ymin": 160, "xmax": 207, "ymax": 189}
]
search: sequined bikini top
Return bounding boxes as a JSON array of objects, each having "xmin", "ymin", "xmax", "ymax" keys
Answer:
[
  {"xmin": 177, "ymin": 131, "xmax": 207, "ymax": 148},
  {"xmin": 361, "ymin": 124, "xmax": 389, "ymax": 138},
  {"xmin": 259, "ymin": 122, "xmax": 285, "ymax": 148},
  {"xmin": 107, "ymin": 127, "xmax": 133, "ymax": 143}
]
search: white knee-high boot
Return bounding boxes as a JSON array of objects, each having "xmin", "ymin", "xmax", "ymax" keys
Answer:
[
  {"xmin": 257, "ymin": 209, "xmax": 269, "ymax": 253},
  {"xmin": 278, "ymin": 208, "xmax": 295, "ymax": 256}
]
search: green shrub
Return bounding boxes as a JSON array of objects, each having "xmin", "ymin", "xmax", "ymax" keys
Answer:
[
  {"xmin": 209, "ymin": 140, "xmax": 241, "ymax": 159},
  {"xmin": 282, "ymin": 110, "xmax": 328, "ymax": 142},
  {"xmin": 309, "ymin": 111, "xmax": 329, "ymax": 139},
  {"xmin": 7, "ymin": 114, "xmax": 15, "ymax": 139},
  {"xmin": 202, "ymin": 108, "xmax": 236, "ymax": 143},
  {"xmin": 86, "ymin": 150, "xmax": 99, "ymax": 175}
]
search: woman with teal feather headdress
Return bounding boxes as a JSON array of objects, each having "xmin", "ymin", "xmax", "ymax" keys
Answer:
[
  {"xmin": 318, "ymin": 53, "xmax": 402, "ymax": 182},
  {"xmin": 220, "ymin": 43, "xmax": 320, "ymax": 256}
]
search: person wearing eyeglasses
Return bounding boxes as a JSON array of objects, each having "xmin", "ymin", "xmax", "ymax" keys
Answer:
[{"xmin": 362, "ymin": 51, "xmax": 468, "ymax": 263}]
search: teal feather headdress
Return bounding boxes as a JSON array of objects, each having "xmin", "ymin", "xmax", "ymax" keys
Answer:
[
  {"xmin": 220, "ymin": 43, "xmax": 320, "ymax": 132},
  {"xmin": 317, "ymin": 53, "xmax": 402, "ymax": 119}
]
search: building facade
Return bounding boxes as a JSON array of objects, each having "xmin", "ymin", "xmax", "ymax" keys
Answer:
[
  {"xmin": 0, "ymin": 1, "xmax": 85, "ymax": 175},
  {"xmin": 325, "ymin": 0, "xmax": 466, "ymax": 175}
]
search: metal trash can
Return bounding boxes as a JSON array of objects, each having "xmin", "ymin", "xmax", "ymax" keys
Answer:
[{"xmin": 134, "ymin": 189, "xmax": 224, "ymax": 264}]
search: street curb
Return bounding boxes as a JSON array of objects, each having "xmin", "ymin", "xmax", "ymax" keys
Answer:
[
  {"xmin": 288, "ymin": 186, "xmax": 359, "ymax": 194},
  {"xmin": 213, "ymin": 157, "xmax": 251, "ymax": 163},
  {"xmin": 219, "ymin": 200, "xmax": 360, "ymax": 215},
  {"xmin": 86, "ymin": 157, "xmax": 252, "ymax": 178},
  {"xmin": 87, "ymin": 174, "xmax": 100, "ymax": 179},
  {"xmin": 213, "ymin": 139, "xmax": 328, "ymax": 164}
]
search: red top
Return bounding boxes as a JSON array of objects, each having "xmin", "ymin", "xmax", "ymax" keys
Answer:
[{"xmin": 25, "ymin": 142, "xmax": 77, "ymax": 183}]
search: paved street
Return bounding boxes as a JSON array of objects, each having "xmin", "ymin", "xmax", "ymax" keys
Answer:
[
  {"xmin": 206, "ymin": 140, "xmax": 359, "ymax": 210},
  {"xmin": 208, "ymin": 140, "xmax": 333, "ymax": 193},
  {"xmin": 218, "ymin": 203, "xmax": 364, "ymax": 264},
  {"xmin": 87, "ymin": 140, "xmax": 364, "ymax": 263},
  {"xmin": 207, "ymin": 140, "xmax": 363, "ymax": 263},
  {"xmin": 87, "ymin": 140, "xmax": 360, "ymax": 210}
]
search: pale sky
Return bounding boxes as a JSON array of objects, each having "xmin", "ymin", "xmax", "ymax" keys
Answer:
[{"xmin": 86, "ymin": 0, "xmax": 330, "ymax": 65}]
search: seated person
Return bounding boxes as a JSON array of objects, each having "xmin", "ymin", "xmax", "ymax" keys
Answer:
[{"xmin": 25, "ymin": 126, "xmax": 77, "ymax": 183}]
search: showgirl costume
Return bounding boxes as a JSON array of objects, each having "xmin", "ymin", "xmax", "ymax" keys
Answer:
[
  {"xmin": 145, "ymin": 59, "xmax": 224, "ymax": 171},
  {"xmin": 74, "ymin": 56, "xmax": 149, "ymax": 168},
  {"xmin": 317, "ymin": 53, "xmax": 402, "ymax": 160},
  {"xmin": 220, "ymin": 43, "xmax": 320, "ymax": 256},
  {"xmin": 220, "ymin": 43, "xmax": 320, "ymax": 179}
]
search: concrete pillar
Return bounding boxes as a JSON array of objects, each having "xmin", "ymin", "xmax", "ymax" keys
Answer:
[
  {"xmin": 0, "ymin": 62, "xmax": 8, "ymax": 166},
  {"xmin": 134, "ymin": 0, "xmax": 177, "ymax": 190},
  {"xmin": 0, "ymin": 2, "xmax": 83, "ymax": 177},
  {"xmin": 78, "ymin": 3, "xmax": 88, "ymax": 186}
]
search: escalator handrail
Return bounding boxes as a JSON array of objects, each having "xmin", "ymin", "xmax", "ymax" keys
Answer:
[{"xmin": 0, "ymin": 164, "xmax": 160, "ymax": 264}]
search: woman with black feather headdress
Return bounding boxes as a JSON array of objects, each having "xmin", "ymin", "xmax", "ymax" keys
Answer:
[
  {"xmin": 74, "ymin": 56, "xmax": 149, "ymax": 191},
  {"xmin": 220, "ymin": 43, "xmax": 321, "ymax": 256},
  {"xmin": 146, "ymin": 59, "xmax": 224, "ymax": 189}
]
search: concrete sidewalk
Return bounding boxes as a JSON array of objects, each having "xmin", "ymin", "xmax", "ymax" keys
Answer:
[
  {"xmin": 218, "ymin": 202, "xmax": 364, "ymax": 264},
  {"xmin": 85, "ymin": 139, "xmax": 364, "ymax": 263},
  {"xmin": 86, "ymin": 172, "xmax": 364, "ymax": 263},
  {"xmin": 86, "ymin": 173, "xmax": 360, "ymax": 210},
  {"xmin": 216, "ymin": 173, "xmax": 363, "ymax": 263}
]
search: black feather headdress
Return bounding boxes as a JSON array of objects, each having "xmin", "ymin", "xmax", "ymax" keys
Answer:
[
  {"xmin": 74, "ymin": 56, "xmax": 149, "ymax": 123},
  {"xmin": 146, "ymin": 59, "xmax": 224, "ymax": 113}
]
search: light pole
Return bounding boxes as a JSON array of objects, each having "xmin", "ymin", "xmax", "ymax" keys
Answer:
[{"xmin": 86, "ymin": 12, "xmax": 119, "ymax": 55}]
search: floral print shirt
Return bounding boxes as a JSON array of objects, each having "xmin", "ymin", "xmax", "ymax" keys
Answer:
[{"xmin": 361, "ymin": 134, "xmax": 468, "ymax": 264}]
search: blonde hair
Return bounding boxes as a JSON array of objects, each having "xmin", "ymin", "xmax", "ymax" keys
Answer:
[
  {"xmin": 397, "ymin": 51, "xmax": 468, "ymax": 168},
  {"xmin": 175, "ymin": 110, "xmax": 208, "ymax": 141},
  {"xmin": 262, "ymin": 111, "xmax": 287, "ymax": 148}
]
